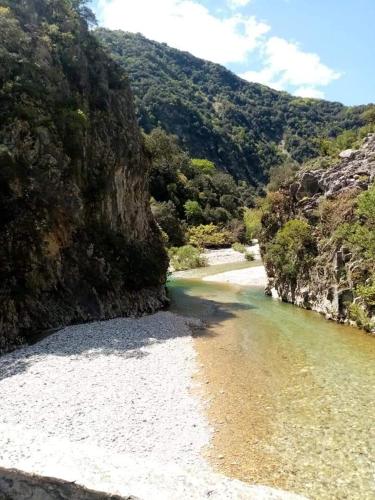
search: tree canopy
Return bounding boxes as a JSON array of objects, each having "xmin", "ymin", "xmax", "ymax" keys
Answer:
[{"xmin": 95, "ymin": 28, "xmax": 371, "ymax": 185}]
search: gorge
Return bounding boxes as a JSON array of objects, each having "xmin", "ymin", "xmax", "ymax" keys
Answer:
[{"xmin": 0, "ymin": 1, "xmax": 374, "ymax": 499}]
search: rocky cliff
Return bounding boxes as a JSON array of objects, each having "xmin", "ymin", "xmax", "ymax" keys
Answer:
[
  {"xmin": 0, "ymin": 0, "xmax": 168, "ymax": 353},
  {"xmin": 260, "ymin": 134, "xmax": 375, "ymax": 332}
]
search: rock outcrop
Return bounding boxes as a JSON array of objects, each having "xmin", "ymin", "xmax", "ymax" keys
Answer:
[
  {"xmin": 0, "ymin": 467, "xmax": 133, "ymax": 500},
  {"xmin": 0, "ymin": 0, "xmax": 168, "ymax": 352},
  {"xmin": 261, "ymin": 134, "xmax": 375, "ymax": 331}
]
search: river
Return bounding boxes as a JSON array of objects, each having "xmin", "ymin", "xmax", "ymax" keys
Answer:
[{"xmin": 168, "ymin": 262, "xmax": 375, "ymax": 500}]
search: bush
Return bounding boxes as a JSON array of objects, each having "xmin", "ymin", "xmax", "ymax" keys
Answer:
[
  {"xmin": 356, "ymin": 184, "xmax": 375, "ymax": 224},
  {"xmin": 151, "ymin": 200, "xmax": 186, "ymax": 247},
  {"xmin": 206, "ymin": 206, "xmax": 231, "ymax": 224},
  {"xmin": 232, "ymin": 242, "xmax": 246, "ymax": 253},
  {"xmin": 265, "ymin": 219, "xmax": 315, "ymax": 280},
  {"xmin": 168, "ymin": 245, "xmax": 207, "ymax": 271},
  {"xmin": 356, "ymin": 281, "xmax": 375, "ymax": 306},
  {"xmin": 267, "ymin": 159, "xmax": 298, "ymax": 192},
  {"xmin": 245, "ymin": 251, "xmax": 255, "ymax": 261},
  {"xmin": 225, "ymin": 218, "xmax": 246, "ymax": 243},
  {"xmin": 347, "ymin": 223, "xmax": 375, "ymax": 262},
  {"xmin": 184, "ymin": 200, "xmax": 204, "ymax": 225},
  {"xmin": 243, "ymin": 208, "xmax": 262, "ymax": 241},
  {"xmin": 191, "ymin": 158, "xmax": 216, "ymax": 174},
  {"xmin": 349, "ymin": 303, "xmax": 373, "ymax": 331},
  {"xmin": 188, "ymin": 224, "xmax": 234, "ymax": 248},
  {"xmin": 318, "ymin": 190, "xmax": 357, "ymax": 234},
  {"xmin": 319, "ymin": 124, "xmax": 375, "ymax": 158}
]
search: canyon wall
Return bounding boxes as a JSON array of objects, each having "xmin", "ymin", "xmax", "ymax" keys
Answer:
[{"xmin": 0, "ymin": 0, "xmax": 168, "ymax": 352}]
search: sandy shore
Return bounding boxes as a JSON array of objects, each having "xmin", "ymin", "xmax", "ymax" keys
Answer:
[
  {"xmin": 203, "ymin": 264, "xmax": 268, "ymax": 287},
  {"xmin": 0, "ymin": 311, "xmax": 302, "ymax": 499}
]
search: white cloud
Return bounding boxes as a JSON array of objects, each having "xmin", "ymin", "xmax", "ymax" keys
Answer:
[
  {"xmin": 240, "ymin": 36, "xmax": 341, "ymax": 97},
  {"xmin": 97, "ymin": 0, "xmax": 269, "ymax": 65},
  {"xmin": 228, "ymin": 0, "xmax": 252, "ymax": 7},
  {"xmin": 97, "ymin": 1, "xmax": 341, "ymax": 98},
  {"xmin": 294, "ymin": 86, "xmax": 325, "ymax": 99}
]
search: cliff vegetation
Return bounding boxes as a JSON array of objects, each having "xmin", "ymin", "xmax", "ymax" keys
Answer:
[{"xmin": 260, "ymin": 133, "xmax": 375, "ymax": 333}]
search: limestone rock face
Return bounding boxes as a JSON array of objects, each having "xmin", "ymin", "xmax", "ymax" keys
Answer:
[
  {"xmin": 262, "ymin": 134, "xmax": 375, "ymax": 328},
  {"xmin": 0, "ymin": 1, "xmax": 168, "ymax": 352}
]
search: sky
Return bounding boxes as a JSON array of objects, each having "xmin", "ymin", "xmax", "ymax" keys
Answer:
[{"xmin": 90, "ymin": 0, "xmax": 374, "ymax": 106}]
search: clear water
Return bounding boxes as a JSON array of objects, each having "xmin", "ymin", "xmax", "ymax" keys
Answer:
[{"xmin": 168, "ymin": 265, "xmax": 375, "ymax": 499}]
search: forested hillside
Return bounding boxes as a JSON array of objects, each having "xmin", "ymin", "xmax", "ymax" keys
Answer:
[
  {"xmin": 144, "ymin": 128, "xmax": 256, "ymax": 253},
  {"xmin": 96, "ymin": 29, "xmax": 370, "ymax": 185}
]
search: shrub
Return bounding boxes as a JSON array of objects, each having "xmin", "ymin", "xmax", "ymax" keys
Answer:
[
  {"xmin": 348, "ymin": 303, "xmax": 373, "ymax": 331},
  {"xmin": 319, "ymin": 125, "xmax": 375, "ymax": 157},
  {"xmin": 168, "ymin": 245, "xmax": 207, "ymax": 271},
  {"xmin": 243, "ymin": 208, "xmax": 262, "ymax": 241},
  {"xmin": 220, "ymin": 194, "xmax": 237, "ymax": 212},
  {"xmin": 245, "ymin": 251, "xmax": 255, "ymax": 261},
  {"xmin": 362, "ymin": 106, "xmax": 375, "ymax": 125},
  {"xmin": 232, "ymin": 242, "xmax": 246, "ymax": 253},
  {"xmin": 151, "ymin": 200, "xmax": 186, "ymax": 247},
  {"xmin": 188, "ymin": 224, "xmax": 234, "ymax": 248},
  {"xmin": 356, "ymin": 184, "xmax": 375, "ymax": 224},
  {"xmin": 184, "ymin": 200, "xmax": 204, "ymax": 225},
  {"xmin": 191, "ymin": 158, "xmax": 216, "ymax": 174},
  {"xmin": 356, "ymin": 281, "xmax": 375, "ymax": 306},
  {"xmin": 206, "ymin": 206, "xmax": 231, "ymax": 224},
  {"xmin": 331, "ymin": 186, "xmax": 375, "ymax": 283},
  {"xmin": 226, "ymin": 218, "xmax": 246, "ymax": 243},
  {"xmin": 265, "ymin": 219, "xmax": 315, "ymax": 280},
  {"xmin": 318, "ymin": 190, "xmax": 357, "ymax": 234},
  {"xmin": 348, "ymin": 224, "xmax": 375, "ymax": 261},
  {"xmin": 267, "ymin": 159, "xmax": 298, "ymax": 192}
]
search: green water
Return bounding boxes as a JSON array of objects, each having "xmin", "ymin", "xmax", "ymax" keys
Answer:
[{"xmin": 168, "ymin": 264, "xmax": 375, "ymax": 499}]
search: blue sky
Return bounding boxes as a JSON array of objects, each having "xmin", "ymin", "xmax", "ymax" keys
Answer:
[{"xmin": 91, "ymin": 0, "xmax": 374, "ymax": 106}]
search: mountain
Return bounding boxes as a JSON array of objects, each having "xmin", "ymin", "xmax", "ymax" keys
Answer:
[
  {"xmin": 0, "ymin": 0, "xmax": 168, "ymax": 352},
  {"xmin": 95, "ymin": 29, "xmax": 370, "ymax": 185},
  {"xmin": 259, "ymin": 134, "xmax": 375, "ymax": 332}
]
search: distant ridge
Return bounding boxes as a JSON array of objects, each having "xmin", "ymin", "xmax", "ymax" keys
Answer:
[{"xmin": 96, "ymin": 29, "xmax": 370, "ymax": 184}]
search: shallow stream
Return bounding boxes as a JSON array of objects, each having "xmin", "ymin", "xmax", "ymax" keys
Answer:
[{"xmin": 168, "ymin": 263, "xmax": 375, "ymax": 499}]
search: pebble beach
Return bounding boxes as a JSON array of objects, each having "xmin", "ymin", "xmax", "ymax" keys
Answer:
[{"xmin": 0, "ymin": 251, "xmax": 304, "ymax": 499}]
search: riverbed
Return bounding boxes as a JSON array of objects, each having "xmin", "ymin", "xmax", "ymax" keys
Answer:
[{"xmin": 169, "ymin": 262, "xmax": 375, "ymax": 500}]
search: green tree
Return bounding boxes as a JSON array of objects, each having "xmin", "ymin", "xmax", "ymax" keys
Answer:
[
  {"xmin": 188, "ymin": 224, "xmax": 234, "ymax": 248},
  {"xmin": 151, "ymin": 200, "xmax": 186, "ymax": 247},
  {"xmin": 191, "ymin": 158, "xmax": 216, "ymax": 175},
  {"xmin": 267, "ymin": 159, "xmax": 298, "ymax": 192},
  {"xmin": 266, "ymin": 220, "xmax": 315, "ymax": 280},
  {"xmin": 362, "ymin": 106, "xmax": 375, "ymax": 125},
  {"xmin": 243, "ymin": 208, "xmax": 262, "ymax": 241},
  {"xmin": 184, "ymin": 200, "xmax": 203, "ymax": 225}
]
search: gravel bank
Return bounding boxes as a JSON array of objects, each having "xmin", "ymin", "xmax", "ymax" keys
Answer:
[
  {"xmin": 0, "ymin": 311, "xmax": 303, "ymax": 499},
  {"xmin": 203, "ymin": 265, "xmax": 268, "ymax": 287},
  {"xmin": 0, "ymin": 312, "xmax": 209, "ymax": 470},
  {"xmin": 202, "ymin": 244, "xmax": 261, "ymax": 266}
]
